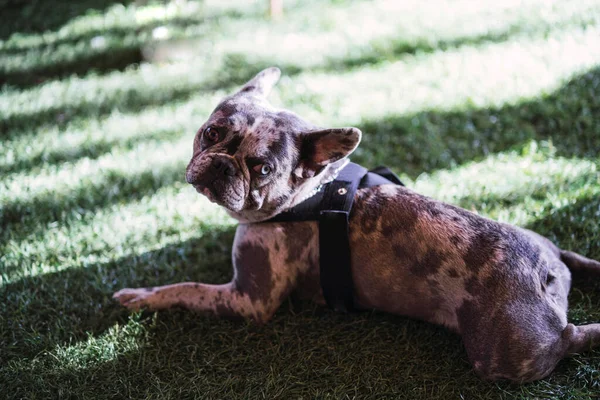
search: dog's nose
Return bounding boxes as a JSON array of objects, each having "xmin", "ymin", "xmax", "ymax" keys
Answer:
[
  {"xmin": 211, "ymin": 158, "xmax": 237, "ymax": 177},
  {"xmin": 185, "ymin": 171, "xmax": 197, "ymax": 184}
]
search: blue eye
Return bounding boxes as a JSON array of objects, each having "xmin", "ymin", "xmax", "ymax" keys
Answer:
[
  {"xmin": 253, "ymin": 164, "xmax": 272, "ymax": 176},
  {"xmin": 261, "ymin": 165, "xmax": 271, "ymax": 175}
]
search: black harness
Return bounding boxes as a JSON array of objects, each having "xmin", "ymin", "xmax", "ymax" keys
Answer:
[{"xmin": 266, "ymin": 162, "xmax": 404, "ymax": 312}]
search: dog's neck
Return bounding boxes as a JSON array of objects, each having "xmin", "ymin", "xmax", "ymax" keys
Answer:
[
  {"xmin": 227, "ymin": 159, "xmax": 349, "ymax": 224},
  {"xmin": 286, "ymin": 158, "xmax": 349, "ymax": 208}
]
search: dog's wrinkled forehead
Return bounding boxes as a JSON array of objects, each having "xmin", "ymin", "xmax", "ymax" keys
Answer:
[
  {"xmin": 209, "ymin": 95, "xmax": 262, "ymax": 131},
  {"xmin": 210, "ymin": 94, "xmax": 311, "ymax": 133},
  {"xmin": 198, "ymin": 67, "xmax": 313, "ymax": 153},
  {"xmin": 201, "ymin": 93, "xmax": 313, "ymax": 162}
]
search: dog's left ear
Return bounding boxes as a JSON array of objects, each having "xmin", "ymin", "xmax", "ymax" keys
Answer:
[
  {"xmin": 237, "ymin": 67, "xmax": 281, "ymax": 98},
  {"xmin": 296, "ymin": 127, "xmax": 362, "ymax": 178}
]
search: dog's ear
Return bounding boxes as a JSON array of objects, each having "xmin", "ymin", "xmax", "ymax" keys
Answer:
[
  {"xmin": 237, "ymin": 67, "xmax": 281, "ymax": 98},
  {"xmin": 295, "ymin": 127, "xmax": 362, "ymax": 178}
]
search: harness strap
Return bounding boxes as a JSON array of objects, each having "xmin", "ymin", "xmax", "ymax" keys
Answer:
[
  {"xmin": 264, "ymin": 162, "xmax": 404, "ymax": 312},
  {"xmin": 318, "ymin": 162, "xmax": 367, "ymax": 312}
]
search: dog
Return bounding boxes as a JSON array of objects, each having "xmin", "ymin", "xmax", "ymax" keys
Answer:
[{"xmin": 114, "ymin": 67, "xmax": 600, "ymax": 382}]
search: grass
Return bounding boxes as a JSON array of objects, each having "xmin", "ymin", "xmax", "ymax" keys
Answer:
[{"xmin": 1, "ymin": 0, "xmax": 600, "ymax": 398}]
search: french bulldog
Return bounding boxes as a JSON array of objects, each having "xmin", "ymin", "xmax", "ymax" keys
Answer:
[{"xmin": 114, "ymin": 67, "xmax": 600, "ymax": 382}]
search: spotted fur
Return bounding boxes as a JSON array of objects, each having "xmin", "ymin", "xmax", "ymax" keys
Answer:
[{"xmin": 114, "ymin": 67, "xmax": 600, "ymax": 383}]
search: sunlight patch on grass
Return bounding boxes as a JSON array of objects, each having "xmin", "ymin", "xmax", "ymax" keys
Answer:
[
  {"xmin": 0, "ymin": 91, "xmax": 224, "ymax": 174},
  {"xmin": 4, "ymin": 0, "xmax": 600, "ymax": 122},
  {"xmin": 3, "ymin": 23, "xmax": 600, "ymax": 143},
  {"xmin": 219, "ymin": 0, "xmax": 600, "ymax": 68},
  {"xmin": 2, "ymin": 0, "xmax": 598, "ymax": 84},
  {"xmin": 0, "ymin": 183, "xmax": 232, "ymax": 285},
  {"xmin": 0, "ymin": 0, "xmax": 338, "ymax": 85},
  {"xmin": 493, "ymin": 183, "xmax": 600, "ymax": 235},
  {"xmin": 414, "ymin": 142, "xmax": 598, "ymax": 206},
  {"xmin": 52, "ymin": 313, "xmax": 151, "ymax": 369},
  {"xmin": 278, "ymin": 26, "xmax": 600, "ymax": 126},
  {"xmin": 1, "ymin": 62, "xmax": 228, "ymax": 133},
  {"xmin": 1, "ymin": 135, "xmax": 191, "ymax": 206},
  {"xmin": 412, "ymin": 142, "xmax": 600, "ymax": 226},
  {"xmin": 0, "ymin": 0, "xmax": 261, "ymax": 51},
  {"xmin": 3, "ymin": 313, "xmax": 152, "ymax": 372}
]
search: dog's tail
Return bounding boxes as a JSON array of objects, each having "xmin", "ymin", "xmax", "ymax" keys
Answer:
[{"xmin": 561, "ymin": 250, "xmax": 600, "ymax": 277}]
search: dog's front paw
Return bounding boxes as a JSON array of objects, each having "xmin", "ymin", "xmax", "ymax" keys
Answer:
[{"xmin": 113, "ymin": 287, "xmax": 157, "ymax": 310}]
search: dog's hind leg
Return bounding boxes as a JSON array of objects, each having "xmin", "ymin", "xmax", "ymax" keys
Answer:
[
  {"xmin": 562, "ymin": 323, "xmax": 600, "ymax": 355},
  {"xmin": 561, "ymin": 250, "xmax": 600, "ymax": 277},
  {"xmin": 511, "ymin": 323, "xmax": 600, "ymax": 382}
]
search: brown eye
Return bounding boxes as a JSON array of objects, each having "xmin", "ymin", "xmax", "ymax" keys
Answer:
[
  {"xmin": 253, "ymin": 164, "xmax": 272, "ymax": 176},
  {"xmin": 204, "ymin": 126, "xmax": 219, "ymax": 142}
]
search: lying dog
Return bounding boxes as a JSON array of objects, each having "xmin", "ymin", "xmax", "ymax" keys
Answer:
[{"xmin": 114, "ymin": 67, "xmax": 600, "ymax": 382}]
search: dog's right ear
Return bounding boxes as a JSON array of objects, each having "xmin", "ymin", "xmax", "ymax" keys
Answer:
[
  {"xmin": 237, "ymin": 67, "xmax": 281, "ymax": 98},
  {"xmin": 295, "ymin": 127, "xmax": 362, "ymax": 179}
]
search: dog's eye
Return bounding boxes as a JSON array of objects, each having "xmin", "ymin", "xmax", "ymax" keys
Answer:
[
  {"xmin": 253, "ymin": 164, "xmax": 272, "ymax": 176},
  {"xmin": 203, "ymin": 126, "xmax": 220, "ymax": 142}
]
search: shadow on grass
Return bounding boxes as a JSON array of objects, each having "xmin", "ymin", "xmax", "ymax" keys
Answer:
[
  {"xmin": 1, "ymin": 312, "xmax": 473, "ymax": 398},
  {"xmin": 0, "ymin": 13, "xmax": 249, "ymax": 56},
  {"xmin": 0, "ymin": 220, "xmax": 477, "ymax": 397},
  {"xmin": 0, "ymin": 225, "xmax": 237, "ymax": 363},
  {"xmin": 0, "ymin": 45, "xmax": 145, "ymax": 88},
  {"xmin": 2, "ymin": 220, "xmax": 599, "ymax": 398},
  {"xmin": 0, "ymin": 0, "xmax": 137, "ymax": 40},
  {"xmin": 0, "ymin": 13, "xmax": 254, "ymax": 89}
]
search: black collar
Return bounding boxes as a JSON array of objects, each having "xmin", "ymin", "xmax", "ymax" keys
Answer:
[{"xmin": 266, "ymin": 162, "xmax": 403, "ymax": 223}]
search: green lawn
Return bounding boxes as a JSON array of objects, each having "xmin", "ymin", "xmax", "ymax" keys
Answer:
[{"xmin": 1, "ymin": 0, "xmax": 600, "ymax": 398}]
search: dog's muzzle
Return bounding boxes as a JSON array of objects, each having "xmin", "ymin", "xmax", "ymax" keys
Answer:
[
  {"xmin": 186, "ymin": 155, "xmax": 245, "ymax": 210},
  {"xmin": 186, "ymin": 156, "xmax": 237, "ymax": 185}
]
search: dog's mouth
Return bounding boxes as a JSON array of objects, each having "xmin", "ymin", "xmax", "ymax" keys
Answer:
[
  {"xmin": 192, "ymin": 181, "xmax": 245, "ymax": 211},
  {"xmin": 193, "ymin": 184, "xmax": 215, "ymax": 201},
  {"xmin": 193, "ymin": 185, "xmax": 223, "ymax": 206}
]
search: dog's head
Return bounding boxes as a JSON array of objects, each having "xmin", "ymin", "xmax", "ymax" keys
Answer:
[{"xmin": 185, "ymin": 67, "xmax": 361, "ymax": 222}]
